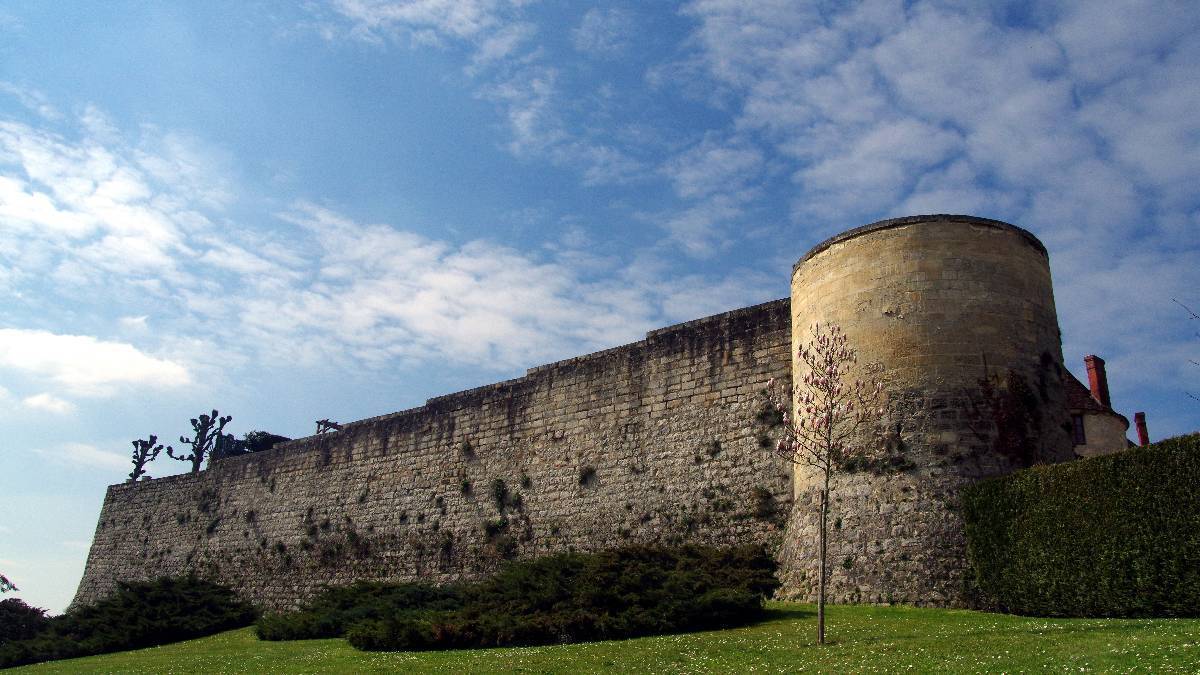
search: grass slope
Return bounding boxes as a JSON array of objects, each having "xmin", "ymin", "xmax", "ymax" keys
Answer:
[{"xmin": 10, "ymin": 603, "xmax": 1200, "ymax": 673}]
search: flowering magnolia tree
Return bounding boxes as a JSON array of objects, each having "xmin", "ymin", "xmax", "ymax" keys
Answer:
[{"xmin": 765, "ymin": 323, "xmax": 885, "ymax": 645}]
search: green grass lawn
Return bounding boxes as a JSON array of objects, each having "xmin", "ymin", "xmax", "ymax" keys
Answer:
[{"xmin": 10, "ymin": 603, "xmax": 1200, "ymax": 673}]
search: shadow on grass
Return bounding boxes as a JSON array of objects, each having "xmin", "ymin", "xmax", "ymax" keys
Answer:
[{"xmin": 758, "ymin": 605, "xmax": 814, "ymax": 624}]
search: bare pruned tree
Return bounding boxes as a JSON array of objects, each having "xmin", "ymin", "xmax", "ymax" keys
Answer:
[
  {"xmin": 167, "ymin": 410, "xmax": 231, "ymax": 473},
  {"xmin": 1174, "ymin": 298, "xmax": 1199, "ymax": 404},
  {"xmin": 128, "ymin": 435, "xmax": 166, "ymax": 482},
  {"xmin": 315, "ymin": 419, "xmax": 342, "ymax": 435}
]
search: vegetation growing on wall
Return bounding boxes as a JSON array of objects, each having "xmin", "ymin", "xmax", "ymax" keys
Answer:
[
  {"xmin": 961, "ymin": 434, "xmax": 1200, "ymax": 617},
  {"xmin": 963, "ymin": 360, "xmax": 1069, "ymax": 467},
  {"xmin": 578, "ymin": 465, "xmax": 598, "ymax": 487}
]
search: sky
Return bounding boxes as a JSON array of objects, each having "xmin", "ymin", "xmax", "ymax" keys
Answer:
[{"xmin": 0, "ymin": 0, "xmax": 1196, "ymax": 614}]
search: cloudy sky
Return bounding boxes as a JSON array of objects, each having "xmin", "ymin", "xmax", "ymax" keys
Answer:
[{"xmin": 1, "ymin": 0, "xmax": 1197, "ymax": 613}]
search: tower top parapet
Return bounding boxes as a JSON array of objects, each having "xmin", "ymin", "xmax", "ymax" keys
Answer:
[{"xmin": 794, "ymin": 214, "xmax": 1047, "ymax": 272}]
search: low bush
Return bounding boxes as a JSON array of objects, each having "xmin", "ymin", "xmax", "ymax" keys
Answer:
[
  {"xmin": 256, "ymin": 581, "xmax": 461, "ymax": 640},
  {"xmin": 259, "ymin": 544, "xmax": 778, "ymax": 651},
  {"xmin": 962, "ymin": 433, "xmax": 1200, "ymax": 617},
  {"xmin": 0, "ymin": 576, "xmax": 255, "ymax": 668}
]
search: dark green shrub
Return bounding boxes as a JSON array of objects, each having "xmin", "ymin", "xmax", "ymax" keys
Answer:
[
  {"xmin": 0, "ymin": 576, "xmax": 255, "ymax": 668},
  {"xmin": 962, "ymin": 434, "xmax": 1200, "ymax": 617},
  {"xmin": 262, "ymin": 544, "xmax": 778, "ymax": 652},
  {"xmin": 0, "ymin": 599, "xmax": 49, "ymax": 646},
  {"xmin": 346, "ymin": 615, "xmax": 438, "ymax": 650},
  {"xmin": 691, "ymin": 587, "xmax": 762, "ymax": 626},
  {"xmin": 256, "ymin": 581, "xmax": 461, "ymax": 641},
  {"xmin": 255, "ymin": 610, "xmax": 342, "ymax": 641},
  {"xmin": 243, "ymin": 431, "xmax": 290, "ymax": 453}
]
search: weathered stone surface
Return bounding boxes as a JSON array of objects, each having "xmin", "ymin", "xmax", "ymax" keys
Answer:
[
  {"xmin": 73, "ymin": 215, "xmax": 1077, "ymax": 612},
  {"xmin": 73, "ymin": 300, "xmax": 794, "ymax": 611},
  {"xmin": 780, "ymin": 215, "xmax": 1073, "ymax": 606}
]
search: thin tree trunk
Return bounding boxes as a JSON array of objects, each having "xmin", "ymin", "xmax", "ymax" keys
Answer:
[{"xmin": 818, "ymin": 471, "xmax": 829, "ymax": 645}]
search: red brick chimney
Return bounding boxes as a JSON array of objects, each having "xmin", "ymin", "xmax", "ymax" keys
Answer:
[
  {"xmin": 1134, "ymin": 412, "xmax": 1149, "ymax": 445},
  {"xmin": 1083, "ymin": 355, "xmax": 1112, "ymax": 408}
]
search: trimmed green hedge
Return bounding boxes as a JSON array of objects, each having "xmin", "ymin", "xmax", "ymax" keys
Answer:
[{"xmin": 962, "ymin": 433, "xmax": 1200, "ymax": 617}]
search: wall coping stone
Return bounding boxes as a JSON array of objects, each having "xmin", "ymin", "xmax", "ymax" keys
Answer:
[{"xmin": 793, "ymin": 214, "xmax": 1048, "ymax": 273}]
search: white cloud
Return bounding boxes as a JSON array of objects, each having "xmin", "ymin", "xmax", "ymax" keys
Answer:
[
  {"xmin": 249, "ymin": 201, "xmax": 777, "ymax": 370},
  {"xmin": 572, "ymin": 8, "xmax": 633, "ymax": 56},
  {"xmin": 317, "ymin": 1, "xmax": 649, "ymax": 193},
  {"xmin": 31, "ymin": 442, "xmax": 128, "ymax": 472},
  {"xmin": 328, "ymin": 0, "xmax": 519, "ymax": 44},
  {"xmin": 647, "ymin": 194, "xmax": 745, "ymax": 259},
  {"xmin": 795, "ymin": 119, "xmax": 962, "ymax": 220},
  {"xmin": 567, "ymin": 142, "xmax": 643, "ymax": 186},
  {"xmin": 664, "ymin": 135, "xmax": 763, "ymax": 201},
  {"xmin": 472, "ymin": 21, "xmax": 536, "ymax": 68},
  {"xmin": 118, "ymin": 315, "xmax": 149, "ymax": 331},
  {"xmin": 0, "ymin": 118, "xmax": 189, "ymax": 287},
  {"xmin": 0, "ymin": 329, "xmax": 190, "ymax": 397},
  {"xmin": 0, "ymin": 82, "xmax": 61, "ymax": 120},
  {"xmin": 1054, "ymin": 0, "xmax": 1196, "ymax": 87},
  {"xmin": 21, "ymin": 393, "xmax": 75, "ymax": 414},
  {"xmin": 667, "ymin": 0, "xmax": 1200, "ymax": 436},
  {"xmin": 268, "ymin": 203, "xmax": 636, "ymax": 368},
  {"xmin": 477, "ymin": 65, "xmax": 564, "ymax": 155},
  {"xmin": 133, "ymin": 129, "xmax": 235, "ymax": 209},
  {"xmin": 675, "ymin": 0, "xmax": 1200, "ymax": 238}
]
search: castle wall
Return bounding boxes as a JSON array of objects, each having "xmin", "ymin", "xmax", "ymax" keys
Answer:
[
  {"xmin": 780, "ymin": 215, "xmax": 1074, "ymax": 606},
  {"xmin": 73, "ymin": 214, "xmax": 1081, "ymax": 613},
  {"xmin": 73, "ymin": 300, "xmax": 794, "ymax": 611}
]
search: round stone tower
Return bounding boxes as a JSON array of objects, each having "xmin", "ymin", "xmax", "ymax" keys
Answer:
[{"xmin": 778, "ymin": 214, "xmax": 1074, "ymax": 606}]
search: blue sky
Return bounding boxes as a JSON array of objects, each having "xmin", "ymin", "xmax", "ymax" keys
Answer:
[{"xmin": 1, "ymin": 0, "xmax": 1196, "ymax": 613}]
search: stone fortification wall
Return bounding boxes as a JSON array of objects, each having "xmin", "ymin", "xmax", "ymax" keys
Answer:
[
  {"xmin": 780, "ymin": 215, "xmax": 1074, "ymax": 606},
  {"xmin": 74, "ymin": 214, "xmax": 1079, "ymax": 613},
  {"xmin": 73, "ymin": 300, "xmax": 794, "ymax": 611}
]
